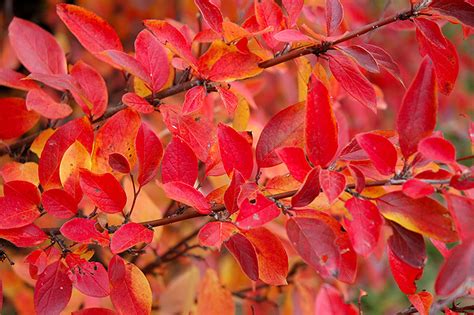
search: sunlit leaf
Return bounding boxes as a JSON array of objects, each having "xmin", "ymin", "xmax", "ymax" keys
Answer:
[
  {"xmin": 109, "ymin": 255, "xmax": 152, "ymax": 315},
  {"xmin": 110, "ymin": 223, "xmax": 154, "ymax": 254},
  {"xmin": 377, "ymin": 191, "xmax": 457, "ymax": 242},
  {"xmin": 56, "ymin": 4, "xmax": 123, "ymax": 54}
]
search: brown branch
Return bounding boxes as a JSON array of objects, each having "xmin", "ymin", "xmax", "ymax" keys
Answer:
[
  {"xmin": 142, "ymin": 225, "xmax": 205, "ymax": 274},
  {"xmin": 43, "ymin": 177, "xmax": 449, "ymax": 237},
  {"xmin": 0, "ymin": 6, "xmax": 419, "ymax": 157}
]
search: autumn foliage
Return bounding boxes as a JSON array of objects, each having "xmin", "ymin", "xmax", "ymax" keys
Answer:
[{"xmin": 0, "ymin": 0, "xmax": 473, "ymax": 314}]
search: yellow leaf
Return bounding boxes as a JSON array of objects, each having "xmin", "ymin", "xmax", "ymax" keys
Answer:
[
  {"xmin": 60, "ymin": 140, "xmax": 91, "ymax": 186},
  {"xmin": 232, "ymin": 97, "xmax": 250, "ymax": 131},
  {"xmin": 30, "ymin": 128, "xmax": 55, "ymax": 157}
]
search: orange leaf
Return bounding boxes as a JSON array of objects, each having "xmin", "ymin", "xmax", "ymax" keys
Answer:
[
  {"xmin": 196, "ymin": 269, "xmax": 234, "ymax": 315},
  {"xmin": 109, "ymin": 255, "xmax": 152, "ymax": 315},
  {"xmin": 377, "ymin": 191, "xmax": 457, "ymax": 242}
]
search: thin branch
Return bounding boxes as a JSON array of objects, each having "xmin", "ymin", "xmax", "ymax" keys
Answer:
[
  {"xmin": 43, "ymin": 177, "xmax": 452, "ymax": 236},
  {"xmin": 142, "ymin": 224, "xmax": 205, "ymax": 274}
]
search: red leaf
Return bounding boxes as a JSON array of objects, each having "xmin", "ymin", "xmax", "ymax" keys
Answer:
[
  {"xmin": 108, "ymin": 153, "xmax": 131, "ymax": 174},
  {"xmin": 160, "ymin": 104, "xmax": 214, "ymax": 161},
  {"xmin": 56, "ymin": 4, "xmax": 123, "ymax": 54},
  {"xmin": 328, "ymin": 50, "xmax": 377, "ymax": 112},
  {"xmin": 8, "ymin": 17, "xmax": 67, "ymax": 75},
  {"xmin": 236, "ymin": 193, "xmax": 280, "ymax": 230},
  {"xmin": 435, "ymin": 237, "xmax": 474, "ymax": 296},
  {"xmin": 255, "ymin": 0, "xmax": 285, "ymax": 50},
  {"xmin": 68, "ymin": 260, "xmax": 110, "ymax": 297},
  {"xmin": 450, "ymin": 173, "xmax": 474, "ymax": 190},
  {"xmin": 0, "ymin": 68, "xmax": 40, "ymax": 91},
  {"xmin": 445, "ymin": 193, "xmax": 474, "ymax": 241},
  {"xmin": 0, "ymin": 98, "xmax": 40, "ymax": 140},
  {"xmin": 217, "ymin": 123, "xmax": 253, "ymax": 179},
  {"xmin": 224, "ymin": 233, "xmax": 259, "ymax": 281},
  {"xmin": 256, "ymin": 101, "xmax": 305, "ymax": 168},
  {"xmin": 92, "ymin": 109, "xmax": 141, "ymax": 173},
  {"xmin": 415, "ymin": 18, "xmax": 459, "ymax": 95},
  {"xmin": 223, "ymin": 170, "xmax": 246, "ymax": 214},
  {"xmin": 60, "ymin": 218, "xmax": 110, "ymax": 246},
  {"xmin": 277, "ymin": 147, "xmax": 312, "ymax": 182},
  {"xmin": 4, "ymin": 180, "xmax": 40, "ymax": 205},
  {"xmin": 418, "ymin": 136, "xmax": 456, "ymax": 164},
  {"xmin": 27, "ymin": 73, "xmax": 75, "ymax": 91},
  {"xmin": 42, "ymin": 189, "xmax": 78, "ymax": 218},
  {"xmin": 109, "ymin": 255, "xmax": 152, "ymax": 315},
  {"xmin": 0, "ymin": 196, "xmax": 39, "ymax": 229},
  {"xmin": 326, "ymin": 0, "xmax": 344, "ymax": 36},
  {"xmin": 244, "ymin": 227, "xmax": 289, "ymax": 285},
  {"xmin": 39, "ymin": 117, "xmax": 93, "ymax": 189},
  {"xmin": 283, "ymin": 0, "xmax": 303, "ymax": 26},
  {"xmin": 361, "ymin": 44, "xmax": 403, "ymax": 85},
  {"xmin": 182, "ymin": 86, "xmax": 206, "ymax": 114},
  {"xmin": 100, "ymin": 50, "xmax": 151, "ymax": 84},
  {"xmin": 34, "ymin": 261, "xmax": 72, "ymax": 315},
  {"xmin": 72, "ymin": 308, "xmax": 116, "ymax": 315},
  {"xmin": 414, "ymin": 18, "xmax": 448, "ymax": 49},
  {"xmin": 291, "ymin": 166, "xmax": 321, "ymax": 207},
  {"xmin": 26, "ymin": 89, "xmax": 72, "ymax": 119},
  {"xmin": 110, "ymin": 223, "xmax": 154, "ymax": 254},
  {"xmin": 161, "ymin": 136, "xmax": 198, "ymax": 185},
  {"xmin": 348, "ymin": 164, "xmax": 365, "ymax": 193},
  {"xmin": 340, "ymin": 46, "xmax": 380, "ymax": 73},
  {"xmin": 286, "ymin": 211, "xmax": 357, "ymax": 283},
  {"xmin": 136, "ymin": 123, "xmax": 164, "ymax": 187},
  {"xmin": 144, "ymin": 20, "xmax": 198, "ymax": 67},
  {"xmin": 70, "ymin": 60, "xmax": 108, "ymax": 119},
  {"xmin": 315, "ymin": 284, "xmax": 358, "ymax": 315},
  {"xmin": 402, "ymin": 179, "xmax": 435, "ymax": 199},
  {"xmin": 79, "ymin": 169, "xmax": 127, "ymax": 214},
  {"xmin": 0, "ymin": 224, "xmax": 47, "ymax": 247},
  {"xmin": 305, "ymin": 76, "xmax": 339, "ymax": 167},
  {"xmin": 397, "ymin": 57, "xmax": 437, "ymax": 158},
  {"xmin": 320, "ymin": 169, "xmax": 346, "ymax": 204},
  {"xmin": 134, "ymin": 30, "xmax": 170, "ymax": 92},
  {"xmin": 430, "ymin": 0, "xmax": 474, "ymax": 28},
  {"xmin": 377, "ymin": 191, "xmax": 457, "ymax": 242},
  {"xmin": 205, "ymin": 49, "xmax": 263, "ymax": 82},
  {"xmin": 344, "ymin": 198, "xmax": 383, "ymax": 257},
  {"xmin": 216, "ymin": 86, "xmax": 238, "ymax": 115},
  {"xmin": 356, "ymin": 133, "xmax": 397, "ymax": 176},
  {"xmin": 388, "ymin": 248, "xmax": 423, "ymax": 294},
  {"xmin": 122, "ymin": 93, "xmax": 154, "ymax": 114},
  {"xmin": 161, "ymin": 181, "xmax": 211, "ymax": 214},
  {"xmin": 387, "ymin": 221, "xmax": 426, "ymax": 268},
  {"xmin": 195, "ymin": 0, "xmax": 224, "ymax": 33},
  {"xmin": 198, "ymin": 221, "xmax": 237, "ymax": 250},
  {"xmin": 274, "ymin": 29, "xmax": 313, "ymax": 42},
  {"xmin": 408, "ymin": 292, "xmax": 433, "ymax": 315},
  {"xmin": 25, "ymin": 250, "xmax": 49, "ymax": 279}
]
